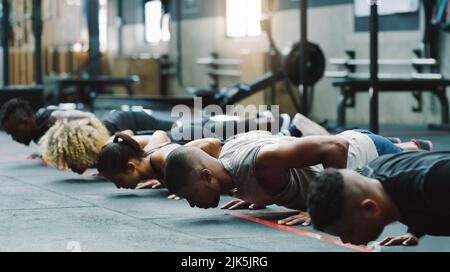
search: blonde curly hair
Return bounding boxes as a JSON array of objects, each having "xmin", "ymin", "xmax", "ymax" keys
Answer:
[{"xmin": 39, "ymin": 117, "xmax": 110, "ymax": 171}]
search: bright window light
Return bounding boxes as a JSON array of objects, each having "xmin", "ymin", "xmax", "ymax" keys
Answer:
[
  {"xmin": 161, "ymin": 13, "xmax": 171, "ymax": 42},
  {"xmin": 66, "ymin": 0, "xmax": 81, "ymax": 6},
  {"xmin": 226, "ymin": 0, "xmax": 262, "ymax": 38},
  {"xmin": 145, "ymin": 0, "xmax": 171, "ymax": 43},
  {"xmin": 99, "ymin": 0, "xmax": 108, "ymax": 52}
]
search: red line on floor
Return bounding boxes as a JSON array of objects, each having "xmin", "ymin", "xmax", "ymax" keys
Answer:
[
  {"xmin": 227, "ymin": 211, "xmax": 374, "ymax": 252},
  {"xmin": 231, "ymin": 210, "xmax": 299, "ymax": 215}
]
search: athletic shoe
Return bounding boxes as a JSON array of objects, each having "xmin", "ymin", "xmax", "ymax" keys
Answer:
[
  {"xmin": 290, "ymin": 113, "xmax": 329, "ymax": 137},
  {"xmin": 256, "ymin": 111, "xmax": 274, "ymax": 122},
  {"xmin": 411, "ymin": 139, "xmax": 434, "ymax": 152},
  {"xmin": 257, "ymin": 111, "xmax": 291, "ymax": 135},
  {"xmin": 280, "ymin": 114, "xmax": 291, "ymax": 135}
]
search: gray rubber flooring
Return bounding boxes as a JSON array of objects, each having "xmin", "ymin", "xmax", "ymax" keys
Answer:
[{"xmin": 1, "ymin": 130, "xmax": 450, "ymax": 252}]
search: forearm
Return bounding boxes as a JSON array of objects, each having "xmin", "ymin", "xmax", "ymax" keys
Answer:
[{"xmin": 283, "ymin": 137, "xmax": 348, "ymax": 169}]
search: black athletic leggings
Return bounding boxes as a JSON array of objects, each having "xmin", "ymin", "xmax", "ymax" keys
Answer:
[
  {"xmin": 104, "ymin": 110, "xmax": 283, "ymax": 144},
  {"xmin": 169, "ymin": 117, "xmax": 281, "ymax": 145}
]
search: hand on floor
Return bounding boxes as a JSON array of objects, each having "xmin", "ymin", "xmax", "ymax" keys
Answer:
[
  {"xmin": 220, "ymin": 199, "xmax": 266, "ymax": 210},
  {"xmin": 136, "ymin": 179, "xmax": 162, "ymax": 189},
  {"xmin": 379, "ymin": 233, "xmax": 419, "ymax": 247},
  {"xmin": 92, "ymin": 173, "xmax": 105, "ymax": 179},
  {"xmin": 27, "ymin": 153, "xmax": 42, "ymax": 160},
  {"xmin": 278, "ymin": 211, "xmax": 311, "ymax": 226},
  {"xmin": 168, "ymin": 194, "xmax": 182, "ymax": 200}
]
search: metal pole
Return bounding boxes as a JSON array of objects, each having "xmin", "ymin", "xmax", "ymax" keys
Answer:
[
  {"xmin": 117, "ymin": 0, "xmax": 123, "ymax": 56},
  {"xmin": 369, "ymin": 2, "xmax": 379, "ymax": 133},
  {"xmin": 300, "ymin": 0, "xmax": 308, "ymax": 116},
  {"xmin": 2, "ymin": 0, "xmax": 9, "ymax": 86},
  {"xmin": 32, "ymin": 0, "xmax": 43, "ymax": 84},
  {"xmin": 176, "ymin": 0, "xmax": 183, "ymax": 86},
  {"xmin": 85, "ymin": 0, "xmax": 101, "ymax": 77}
]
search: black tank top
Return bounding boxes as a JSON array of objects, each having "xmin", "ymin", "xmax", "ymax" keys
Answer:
[
  {"xmin": 147, "ymin": 142, "xmax": 176, "ymax": 180},
  {"xmin": 33, "ymin": 107, "xmax": 58, "ymax": 143},
  {"xmin": 361, "ymin": 151, "xmax": 450, "ymax": 236}
]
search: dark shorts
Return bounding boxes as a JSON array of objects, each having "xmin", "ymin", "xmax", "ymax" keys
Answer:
[{"xmin": 102, "ymin": 111, "xmax": 175, "ymax": 135}]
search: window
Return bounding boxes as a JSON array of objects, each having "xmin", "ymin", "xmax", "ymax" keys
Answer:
[
  {"xmin": 78, "ymin": 0, "xmax": 108, "ymax": 52},
  {"xmin": 99, "ymin": 0, "xmax": 108, "ymax": 52},
  {"xmin": 226, "ymin": 0, "xmax": 262, "ymax": 38},
  {"xmin": 66, "ymin": 0, "xmax": 81, "ymax": 6},
  {"xmin": 145, "ymin": 0, "xmax": 171, "ymax": 44}
]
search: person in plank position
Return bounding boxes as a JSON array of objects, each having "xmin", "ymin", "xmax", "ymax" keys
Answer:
[
  {"xmin": 163, "ymin": 130, "xmax": 430, "ymax": 225},
  {"xmin": 307, "ymin": 151, "xmax": 450, "ymax": 247}
]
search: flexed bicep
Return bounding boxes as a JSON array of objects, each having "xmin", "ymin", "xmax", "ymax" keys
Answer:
[{"xmin": 257, "ymin": 136, "xmax": 349, "ymax": 172}]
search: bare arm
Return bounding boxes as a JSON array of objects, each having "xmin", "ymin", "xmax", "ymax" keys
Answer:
[
  {"xmin": 257, "ymin": 136, "xmax": 349, "ymax": 171},
  {"xmin": 142, "ymin": 130, "xmax": 171, "ymax": 152},
  {"xmin": 135, "ymin": 135, "xmax": 160, "ymax": 149},
  {"xmin": 185, "ymin": 138, "xmax": 222, "ymax": 158},
  {"xmin": 255, "ymin": 136, "xmax": 349, "ymax": 195}
]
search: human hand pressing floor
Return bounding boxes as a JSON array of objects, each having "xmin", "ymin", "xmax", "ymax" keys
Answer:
[
  {"xmin": 277, "ymin": 211, "xmax": 311, "ymax": 226},
  {"xmin": 168, "ymin": 194, "xmax": 182, "ymax": 200},
  {"xmin": 220, "ymin": 199, "xmax": 266, "ymax": 210},
  {"xmin": 378, "ymin": 233, "xmax": 419, "ymax": 247},
  {"xmin": 136, "ymin": 179, "xmax": 163, "ymax": 189},
  {"xmin": 27, "ymin": 153, "xmax": 42, "ymax": 160}
]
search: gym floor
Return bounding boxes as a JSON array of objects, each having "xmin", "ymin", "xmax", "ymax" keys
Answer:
[{"xmin": 1, "ymin": 128, "xmax": 450, "ymax": 252}]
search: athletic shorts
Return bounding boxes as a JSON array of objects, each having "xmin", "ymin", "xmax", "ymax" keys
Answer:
[{"xmin": 353, "ymin": 129, "xmax": 404, "ymax": 156}]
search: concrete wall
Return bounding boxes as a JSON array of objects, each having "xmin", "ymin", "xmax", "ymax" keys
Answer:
[{"xmin": 108, "ymin": 0, "xmax": 446, "ymax": 127}]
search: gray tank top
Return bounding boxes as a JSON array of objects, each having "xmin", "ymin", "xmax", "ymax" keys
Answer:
[{"xmin": 219, "ymin": 131, "xmax": 323, "ymax": 210}]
